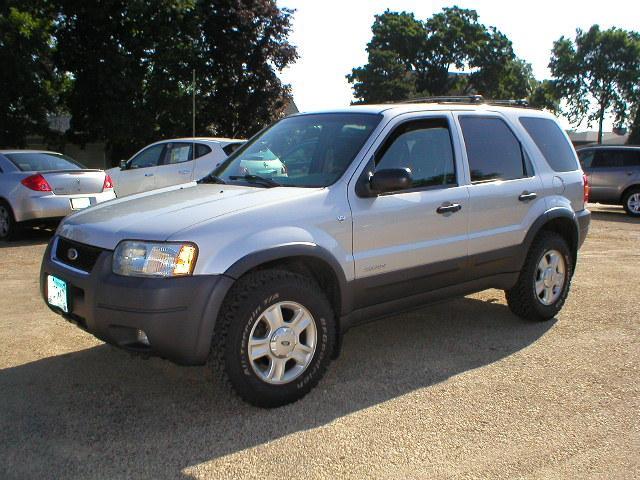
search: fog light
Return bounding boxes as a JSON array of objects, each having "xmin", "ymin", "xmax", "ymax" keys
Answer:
[{"xmin": 136, "ymin": 329, "xmax": 150, "ymax": 346}]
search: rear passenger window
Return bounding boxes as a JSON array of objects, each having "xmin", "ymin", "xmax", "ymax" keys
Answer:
[
  {"xmin": 195, "ymin": 144, "xmax": 212, "ymax": 159},
  {"xmin": 592, "ymin": 151, "xmax": 624, "ymax": 168},
  {"xmin": 459, "ymin": 116, "xmax": 526, "ymax": 183},
  {"xmin": 519, "ymin": 117, "xmax": 578, "ymax": 172},
  {"xmin": 376, "ymin": 118, "xmax": 456, "ymax": 189}
]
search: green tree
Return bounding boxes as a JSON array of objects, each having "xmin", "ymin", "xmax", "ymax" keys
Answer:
[
  {"xmin": 0, "ymin": 2, "xmax": 58, "ymax": 146},
  {"xmin": 348, "ymin": 7, "xmax": 535, "ymax": 104},
  {"xmin": 628, "ymin": 108, "xmax": 640, "ymax": 145},
  {"xmin": 54, "ymin": 0, "xmax": 297, "ymax": 164},
  {"xmin": 550, "ymin": 25, "xmax": 640, "ymax": 144}
]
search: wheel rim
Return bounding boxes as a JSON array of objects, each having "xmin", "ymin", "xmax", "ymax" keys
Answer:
[
  {"xmin": 0, "ymin": 206, "xmax": 9, "ymax": 237},
  {"xmin": 627, "ymin": 193, "xmax": 640, "ymax": 213},
  {"xmin": 535, "ymin": 249, "xmax": 566, "ymax": 306},
  {"xmin": 247, "ymin": 301, "xmax": 317, "ymax": 385}
]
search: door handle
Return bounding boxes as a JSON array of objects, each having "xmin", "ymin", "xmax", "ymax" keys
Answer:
[
  {"xmin": 518, "ymin": 191, "xmax": 537, "ymax": 201},
  {"xmin": 436, "ymin": 203, "xmax": 462, "ymax": 214},
  {"xmin": 627, "ymin": 172, "xmax": 634, "ymax": 176},
  {"xmin": 144, "ymin": 173, "xmax": 154, "ymax": 177},
  {"xmin": 178, "ymin": 169, "xmax": 190, "ymax": 174}
]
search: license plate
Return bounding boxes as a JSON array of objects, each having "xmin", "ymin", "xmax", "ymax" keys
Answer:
[
  {"xmin": 70, "ymin": 197, "xmax": 91, "ymax": 210},
  {"xmin": 47, "ymin": 275, "xmax": 68, "ymax": 313}
]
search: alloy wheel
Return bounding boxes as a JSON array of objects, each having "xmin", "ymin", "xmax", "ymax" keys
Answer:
[
  {"xmin": 535, "ymin": 249, "xmax": 566, "ymax": 306},
  {"xmin": 247, "ymin": 301, "xmax": 317, "ymax": 385}
]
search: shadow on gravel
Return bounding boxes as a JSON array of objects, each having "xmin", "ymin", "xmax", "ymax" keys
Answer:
[
  {"xmin": 0, "ymin": 296, "xmax": 555, "ymax": 479},
  {"xmin": 0, "ymin": 227, "xmax": 54, "ymax": 248},
  {"xmin": 589, "ymin": 209, "xmax": 639, "ymax": 224}
]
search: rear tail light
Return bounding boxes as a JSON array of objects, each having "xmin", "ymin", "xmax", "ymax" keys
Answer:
[
  {"xmin": 21, "ymin": 174, "xmax": 52, "ymax": 192},
  {"xmin": 583, "ymin": 173, "xmax": 589, "ymax": 203},
  {"xmin": 103, "ymin": 174, "xmax": 114, "ymax": 191}
]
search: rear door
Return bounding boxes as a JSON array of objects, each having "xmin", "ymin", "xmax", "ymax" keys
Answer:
[
  {"xmin": 348, "ymin": 113, "xmax": 469, "ymax": 309},
  {"xmin": 455, "ymin": 113, "xmax": 544, "ymax": 279},
  {"xmin": 117, "ymin": 144, "xmax": 164, "ymax": 196},
  {"xmin": 582, "ymin": 149, "xmax": 630, "ymax": 202},
  {"xmin": 154, "ymin": 142, "xmax": 195, "ymax": 189}
]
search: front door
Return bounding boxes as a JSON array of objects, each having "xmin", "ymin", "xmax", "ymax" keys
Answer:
[
  {"xmin": 348, "ymin": 113, "xmax": 469, "ymax": 309},
  {"xmin": 116, "ymin": 143, "xmax": 164, "ymax": 196}
]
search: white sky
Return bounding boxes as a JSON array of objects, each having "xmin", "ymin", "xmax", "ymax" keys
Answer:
[{"xmin": 277, "ymin": 0, "xmax": 640, "ymax": 131}]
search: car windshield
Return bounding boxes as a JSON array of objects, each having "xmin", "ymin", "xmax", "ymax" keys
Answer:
[
  {"xmin": 5, "ymin": 152, "xmax": 85, "ymax": 171},
  {"xmin": 212, "ymin": 113, "xmax": 382, "ymax": 187}
]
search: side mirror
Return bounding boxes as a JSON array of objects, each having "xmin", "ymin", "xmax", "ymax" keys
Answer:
[
  {"xmin": 119, "ymin": 159, "xmax": 128, "ymax": 170},
  {"xmin": 369, "ymin": 168, "xmax": 412, "ymax": 194}
]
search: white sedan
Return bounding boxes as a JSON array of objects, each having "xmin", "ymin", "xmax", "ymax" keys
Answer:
[{"xmin": 107, "ymin": 138, "xmax": 245, "ymax": 197}]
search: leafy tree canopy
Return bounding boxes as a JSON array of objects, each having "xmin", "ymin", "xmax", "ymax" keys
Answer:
[
  {"xmin": 348, "ymin": 7, "xmax": 535, "ymax": 104},
  {"xmin": 1, "ymin": 0, "xmax": 297, "ymax": 162},
  {"xmin": 550, "ymin": 25, "xmax": 640, "ymax": 143},
  {"xmin": 0, "ymin": 2, "xmax": 59, "ymax": 147}
]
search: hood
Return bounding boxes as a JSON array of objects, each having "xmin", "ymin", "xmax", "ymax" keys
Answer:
[{"xmin": 57, "ymin": 183, "xmax": 320, "ymax": 249}]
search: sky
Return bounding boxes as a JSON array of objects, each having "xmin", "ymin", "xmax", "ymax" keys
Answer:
[{"xmin": 276, "ymin": 0, "xmax": 640, "ymax": 131}]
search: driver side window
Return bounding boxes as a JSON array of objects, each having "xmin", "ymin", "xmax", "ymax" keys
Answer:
[
  {"xmin": 129, "ymin": 144, "xmax": 164, "ymax": 169},
  {"xmin": 376, "ymin": 118, "xmax": 457, "ymax": 189}
]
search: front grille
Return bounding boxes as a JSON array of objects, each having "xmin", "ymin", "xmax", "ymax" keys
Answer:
[{"xmin": 54, "ymin": 237, "xmax": 104, "ymax": 273}]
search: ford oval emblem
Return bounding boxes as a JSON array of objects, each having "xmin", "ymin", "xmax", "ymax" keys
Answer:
[{"xmin": 67, "ymin": 248, "xmax": 79, "ymax": 261}]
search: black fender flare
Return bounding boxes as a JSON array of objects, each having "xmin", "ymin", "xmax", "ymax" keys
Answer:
[
  {"xmin": 224, "ymin": 243, "xmax": 352, "ymax": 315},
  {"xmin": 520, "ymin": 208, "xmax": 580, "ymax": 269}
]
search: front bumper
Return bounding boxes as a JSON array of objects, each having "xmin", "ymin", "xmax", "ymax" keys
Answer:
[
  {"xmin": 576, "ymin": 208, "xmax": 591, "ymax": 249},
  {"xmin": 15, "ymin": 190, "xmax": 116, "ymax": 223},
  {"xmin": 40, "ymin": 237, "xmax": 234, "ymax": 365}
]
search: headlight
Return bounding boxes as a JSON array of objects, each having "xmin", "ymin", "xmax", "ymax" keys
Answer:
[{"xmin": 113, "ymin": 241, "xmax": 198, "ymax": 277}]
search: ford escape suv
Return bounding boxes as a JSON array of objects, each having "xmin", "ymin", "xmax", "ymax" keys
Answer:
[{"xmin": 41, "ymin": 99, "xmax": 591, "ymax": 407}]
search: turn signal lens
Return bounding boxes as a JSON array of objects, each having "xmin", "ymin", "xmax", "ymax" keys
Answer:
[
  {"xmin": 21, "ymin": 174, "xmax": 52, "ymax": 192},
  {"xmin": 582, "ymin": 173, "xmax": 589, "ymax": 203},
  {"xmin": 103, "ymin": 174, "xmax": 114, "ymax": 191},
  {"xmin": 173, "ymin": 244, "xmax": 197, "ymax": 275}
]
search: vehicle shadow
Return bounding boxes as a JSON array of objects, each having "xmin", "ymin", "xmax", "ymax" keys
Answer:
[
  {"xmin": 0, "ymin": 227, "xmax": 54, "ymax": 248},
  {"xmin": 0, "ymin": 296, "xmax": 555, "ymax": 479},
  {"xmin": 588, "ymin": 205, "xmax": 639, "ymax": 224}
]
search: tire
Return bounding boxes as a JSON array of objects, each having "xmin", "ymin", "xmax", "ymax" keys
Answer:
[
  {"xmin": 622, "ymin": 187, "xmax": 640, "ymax": 217},
  {"xmin": 505, "ymin": 231, "xmax": 573, "ymax": 322},
  {"xmin": 0, "ymin": 201, "xmax": 21, "ymax": 241},
  {"xmin": 211, "ymin": 269, "xmax": 336, "ymax": 408}
]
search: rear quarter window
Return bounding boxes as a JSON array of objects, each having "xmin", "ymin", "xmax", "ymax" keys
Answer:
[{"xmin": 519, "ymin": 117, "xmax": 579, "ymax": 172}]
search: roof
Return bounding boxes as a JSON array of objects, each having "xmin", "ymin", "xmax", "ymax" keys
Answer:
[
  {"xmin": 152, "ymin": 137, "xmax": 245, "ymax": 144},
  {"xmin": 575, "ymin": 144, "xmax": 639, "ymax": 151},
  {"xmin": 0, "ymin": 149, "xmax": 61, "ymax": 155},
  {"xmin": 293, "ymin": 103, "xmax": 554, "ymax": 120}
]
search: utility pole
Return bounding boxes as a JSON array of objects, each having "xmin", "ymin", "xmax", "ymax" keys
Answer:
[{"xmin": 192, "ymin": 69, "xmax": 196, "ymax": 161}]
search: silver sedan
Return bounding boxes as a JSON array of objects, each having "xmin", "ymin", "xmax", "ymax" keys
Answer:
[{"xmin": 0, "ymin": 150, "xmax": 116, "ymax": 240}]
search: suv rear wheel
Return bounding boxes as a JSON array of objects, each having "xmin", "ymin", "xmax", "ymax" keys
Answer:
[
  {"xmin": 622, "ymin": 187, "xmax": 640, "ymax": 217},
  {"xmin": 506, "ymin": 231, "xmax": 573, "ymax": 321},
  {"xmin": 211, "ymin": 269, "xmax": 336, "ymax": 408}
]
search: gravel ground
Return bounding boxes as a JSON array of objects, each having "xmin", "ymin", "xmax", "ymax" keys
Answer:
[{"xmin": 0, "ymin": 205, "xmax": 638, "ymax": 479}]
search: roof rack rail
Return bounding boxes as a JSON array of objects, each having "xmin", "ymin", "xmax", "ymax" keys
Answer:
[
  {"xmin": 396, "ymin": 95, "xmax": 530, "ymax": 108},
  {"xmin": 398, "ymin": 95, "xmax": 484, "ymax": 104}
]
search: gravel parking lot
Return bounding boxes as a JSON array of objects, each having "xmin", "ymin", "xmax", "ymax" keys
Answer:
[{"xmin": 0, "ymin": 205, "xmax": 638, "ymax": 479}]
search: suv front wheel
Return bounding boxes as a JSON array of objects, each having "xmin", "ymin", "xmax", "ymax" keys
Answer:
[
  {"xmin": 506, "ymin": 231, "xmax": 573, "ymax": 321},
  {"xmin": 211, "ymin": 269, "xmax": 336, "ymax": 408}
]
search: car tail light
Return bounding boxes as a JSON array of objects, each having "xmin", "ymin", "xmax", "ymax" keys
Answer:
[
  {"xmin": 21, "ymin": 174, "xmax": 52, "ymax": 192},
  {"xmin": 582, "ymin": 173, "xmax": 589, "ymax": 203},
  {"xmin": 103, "ymin": 174, "xmax": 114, "ymax": 191}
]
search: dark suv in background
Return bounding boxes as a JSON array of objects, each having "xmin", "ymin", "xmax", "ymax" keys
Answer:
[{"xmin": 577, "ymin": 146, "xmax": 640, "ymax": 216}]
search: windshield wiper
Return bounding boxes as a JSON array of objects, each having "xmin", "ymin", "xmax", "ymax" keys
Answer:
[
  {"xmin": 228, "ymin": 174, "xmax": 281, "ymax": 188},
  {"xmin": 197, "ymin": 174, "xmax": 226, "ymax": 185}
]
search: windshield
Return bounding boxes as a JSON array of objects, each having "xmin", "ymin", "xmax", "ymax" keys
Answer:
[
  {"xmin": 5, "ymin": 152, "xmax": 85, "ymax": 171},
  {"xmin": 212, "ymin": 113, "xmax": 382, "ymax": 187}
]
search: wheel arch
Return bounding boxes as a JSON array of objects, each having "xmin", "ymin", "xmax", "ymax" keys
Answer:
[
  {"xmin": 523, "ymin": 208, "xmax": 579, "ymax": 267},
  {"xmin": 620, "ymin": 183, "xmax": 640, "ymax": 203}
]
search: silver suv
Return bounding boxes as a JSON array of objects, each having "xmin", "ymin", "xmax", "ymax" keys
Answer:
[
  {"xmin": 40, "ymin": 100, "xmax": 591, "ymax": 407},
  {"xmin": 576, "ymin": 146, "xmax": 640, "ymax": 216}
]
